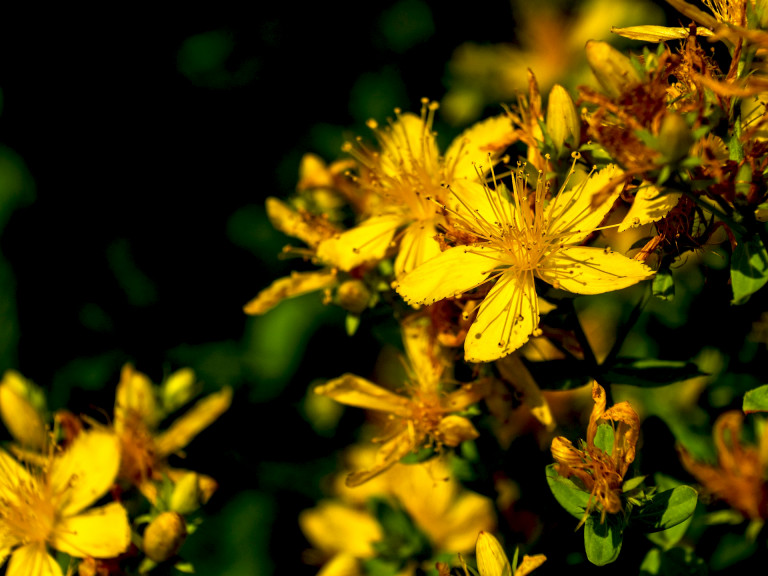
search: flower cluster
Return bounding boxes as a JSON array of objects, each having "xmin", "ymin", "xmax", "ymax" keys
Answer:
[
  {"xmin": 0, "ymin": 366, "xmax": 231, "ymax": 575},
  {"xmin": 248, "ymin": 0, "xmax": 768, "ymax": 571}
]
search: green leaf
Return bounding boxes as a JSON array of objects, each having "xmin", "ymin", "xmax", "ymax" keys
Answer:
[
  {"xmin": 640, "ymin": 547, "xmax": 707, "ymax": 576},
  {"xmin": 545, "ymin": 463, "xmax": 591, "ymax": 519},
  {"xmin": 730, "ymin": 235, "xmax": 768, "ymax": 304},
  {"xmin": 602, "ymin": 358, "xmax": 706, "ymax": 388},
  {"xmin": 652, "ymin": 266, "xmax": 675, "ymax": 301},
  {"xmin": 622, "ymin": 475, "xmax": 647, "ymax": 493},
  {"xmin": 594, "ymin": 423, "xmax": 614, "ymax": 456},
  {"xmin": 632, "ymin": 486, "xmax": 698, "ymax": 533},
  {"xmin": 584, "ymin": 513, "xmax": 624, "ymax": 566},
  {"xmin": 743, "ymin": 383, "xmax": 768, "ymax": 413}
]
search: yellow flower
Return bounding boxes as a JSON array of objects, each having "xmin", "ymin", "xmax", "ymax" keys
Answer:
[
  {"xmin": 316, "ymin": 100, "xmax": 514, "ymax": 278},
  {"xmin": 475, "ymin": 531, "xmax": 546, "ymax": 576},
  {"xmin": 0, "ymin": 430, "xmax": 131, "ymax": 576},
  {"xmin": 300, "ymin": 449, "xmax": 496, "ymax": 576},
  {"xmin": 550, "ymin": 382, "xmax": 640, "ymax": 522},
  {"xmin": 678, "ymin": 411, "xmax": 768, "ymax": 520},
  {"xmin": 314, "ymin": 317, "xmax": 486, "ymax": 485},
  {"xmin": 111, "ymin": 364, "xmax": 232, "ymax": 504},
  {"xmin": 395, "ymin": 161, "xmax": 653, "ymax": 363}
]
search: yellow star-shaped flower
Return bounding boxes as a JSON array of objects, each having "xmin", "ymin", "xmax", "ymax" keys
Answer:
[
  {"xmin": 314, "ymin": 316, "xmax": 486, "ymax": 486},
  {"xmin": 0, "ymin": 430, "xmax": 131, "ymax": 576},
  {"xmin": 316, "ymin": 100, "xmax": 514, "ymax": 278},
  {"xmin": 395, "ymin": 159, "xmax": 653, "ymax": 362}
]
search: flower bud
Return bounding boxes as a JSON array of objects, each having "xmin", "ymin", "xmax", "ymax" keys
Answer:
[
  {"xmin": 161, "ymin": 368, "xmax": 197, "ymax": 414},
  {"xmin": 143, "ymin": 511, "xmax": 187, "ymax": 563},
  {"xmin": 0, "ymin": 370, "xmax": 47, "ymax": 449},
  {"xmin": 436, "ymin": 415, "xmax": 479, "ymax": 446},
  {"xmin": 336, "ymin": 279, "xmax": 371, "ymax": 314},
  {"xmin": 546, "ymin": 84, "xmax": 580, "ymax": 154},
  {"xmin": 170, "ymin": 472, "xmax": 203, "ymax": 515},
  {"xmin": 476, "ymin": 532, "xmax": 511, "ymax": 576},
  {"xmin": 657, "ymin": 113, "xmax": 693, "ymax": 162},
  {"xmin": 585, "ymin": 40, "xmax": 642, "ymax": 98}
]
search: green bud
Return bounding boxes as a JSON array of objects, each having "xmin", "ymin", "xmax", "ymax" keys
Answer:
[
  {"xmin": 546, "ymin": 84, "xmax": 580, "ymax": 154},
  {"xmin": 585, "ymin": 40, "xmax": 642, "ymax": 98},
  {"xmin": 161, "ymin": 368, "xmax": 198, "ymax": 414}
]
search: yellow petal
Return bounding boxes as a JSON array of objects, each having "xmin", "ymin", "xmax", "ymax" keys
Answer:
[
  {"xmin": 394, "ymin": 220, "xmax": 442, "ymax": 278},
  {"xmin": 611, "ymin": 25, "xmax": 713, "ymax": 42},
  {"xmin": 0, "ymin": 449, "xmax": 34, "ymax": 505},
  {"xmin": 50, "ymin": 502, "xmax": 131, "ymax": 558},
  {"xmin": 395, "ymin": 246, "xmax": 495, "ymax": 306},
  {"xmin": 378, "ymin": 113, "xmax": 440, "ymax": 179},
  {"xmin": 465, "ymin": 271, "xmax": 539, "ymax": 363},
  {"xmin": 476, "ymin": 532, "xmax": 511, "ymax": 576},
  {"xmin": 546, "ymin": 164, "xmax": 623, "ymax": 245},
  {"xmin": 441, "ymin": 381, "xmax": 488, "ymax": 412},
  {"xmin": 6, "ymin": 544, "xmax": 62, "ymax": 576},
  {"xmin": 50, "ymin": 430, "xmax": 120, "ymax": 517},
  {"xmin": 438, "ymin": 492, "xmax": 496, "ymax": 554},
  {"xmin": 243, "ymin": 270, "xmax": 337, "ymax": 315},
  {"xmin": 154, "ymin": 386, "xmax": 232, "ymax": 458},
  {"xmin": 317, "ymin": 214, "xmax": 403, "ymax": 271},
  {"xmin": 514, "ymin": 554, "xmax": 547, "ymax": 576},
  {"xmin": 401, "ymin": 316, "xmax": 444, "ymax": 396},
  {"xmin": 317, "ymin": 553, "xmax": 363, "ymax": 576},
  {"xmin": 114, "ymin": 364, "xmax": 157, "ymax": 434},
  {"xmin": 538, "ymin": 246, "xmax": 653, "ymax": 295},
  {"xmin": 346, "ymin": 430, "xmax": 416, "ymax": 487},
  {"xmin": 618, "ymin": 183, "xmax": 682, "ymax": 232},
  {"xmin": 314, "ymin": 375, "xmax": 412, "ymax": 418},
  {"xmin": 299, "ymin": 501, "xmax": 383, "ymax": 557},
  {"xmin": 496, "ymin": 355, "xmax": 554, "ymax": 431},
  {"xmin": 445, "ymin": 115, "xmax": 514, "ymax": 181},
  {"xmin": 265, "ymin": 196, "xmax": 328, "ymax": 247}
]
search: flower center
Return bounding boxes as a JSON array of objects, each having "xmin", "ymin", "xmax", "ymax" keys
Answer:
[
  {"xmin": 119, "ymin": 411, "xmax": 157, "ymax": 484},
  {"xmin": 0, "ymin": 458, "xmax": 57, "ymax": 546}
]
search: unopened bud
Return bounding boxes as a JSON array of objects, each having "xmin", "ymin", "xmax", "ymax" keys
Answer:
[
  {"xmin": 143, "ymin": 511, "xmax": 187, "ymax": 563},
  {"xmin": 336, "ymin": 279, "xmax": 371, "ymax": 314},
  {"xmin": 170, "ymin": 472, "xmax": 203, "ymax": 515},
  {"xmin": 476, "ymin": 532, "xmax": 511, "ymax": 576},
  {"xmin": 0, "ymin": 370, "xmax": 47, "ymax": 449},
  {"xmin": 546, "ymin": 84, "xmax": 580, "ymax": 154},
  {"xmin": 585, "ymin": 40, "xmax": 642, "ymax": 98},
  {"xmin": 161, "ymin": 368, "xmax": 197, "ymax": 414},
  {"xmin": 436, "ymin": 415, "xmax": 479, "ymax": 447},
  {"xmin": 657, "ymin": 113, "xmax": 693, "ymax": 162}
]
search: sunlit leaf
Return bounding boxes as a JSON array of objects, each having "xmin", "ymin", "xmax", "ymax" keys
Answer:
[
  {"xmin": 632, "ymin": 486, "xmax": 698, "ymax": 533},
  {"xmin": 584, "ymin": 513, "xmax": 624, "ymax": 566},
  {"xmin": 545, "ymin": 464, "xmax": 590, "ymax": 520},
  {"xmin": 730, "ymin": 235, "xmax": 768, "ymax": 304},
  {"xmin": 743, "ymin": 383, "xmax": 768, "ymax": 413}
]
